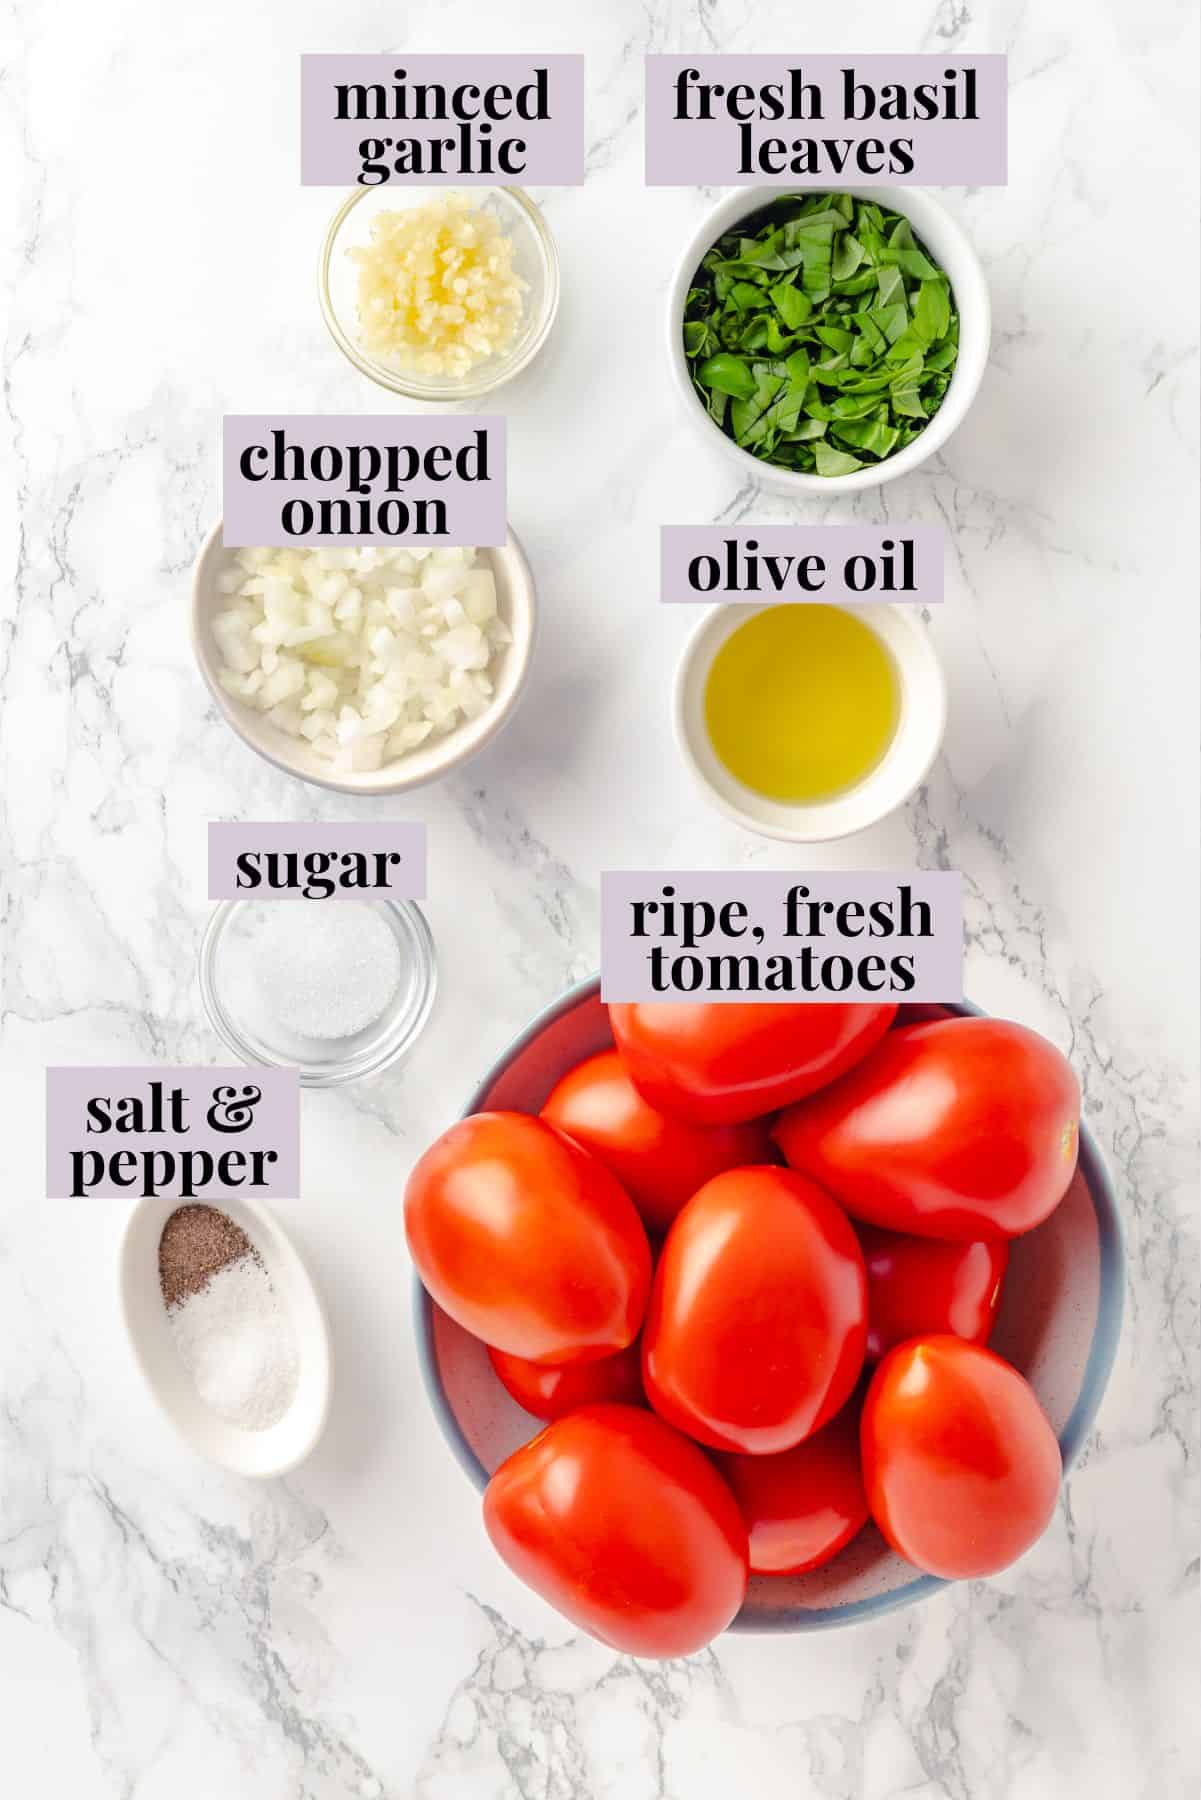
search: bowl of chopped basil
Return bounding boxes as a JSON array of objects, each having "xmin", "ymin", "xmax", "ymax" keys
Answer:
[{"xmin": 669, "ymin": 187, "xmax": 989, "ymax": 491}]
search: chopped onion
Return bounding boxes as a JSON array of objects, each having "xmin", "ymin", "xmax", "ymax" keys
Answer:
[{"xmin": 211, "ymin": 545, "xmax": 510, "ymax": 772}]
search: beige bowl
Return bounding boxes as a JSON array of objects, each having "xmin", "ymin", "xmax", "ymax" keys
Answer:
[{"xmin": 191, "ymin": 522, "xmax": 537, "ymax": 796}]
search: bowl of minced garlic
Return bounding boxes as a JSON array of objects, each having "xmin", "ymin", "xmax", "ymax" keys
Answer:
[{"xmin": 321, "ymin": 185, "xmax": 560, "ymax": 399}]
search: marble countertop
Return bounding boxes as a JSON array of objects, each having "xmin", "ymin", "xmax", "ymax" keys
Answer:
[{"xmin": 1, "ymin": 0, "xmax": 1198, "ymax": 1795}]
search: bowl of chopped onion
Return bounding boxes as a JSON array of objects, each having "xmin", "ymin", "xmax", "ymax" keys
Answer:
[
  {"xmin": 320, "ymin": 185, "xmax": 560, "ymax": 401},
  {"xmin": 191, "ymin": 524, "xmax": 537, "ymax": 794}
]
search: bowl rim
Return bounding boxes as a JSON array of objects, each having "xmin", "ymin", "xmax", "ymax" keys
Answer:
[
  {"xmin": 671, "ymin": 599, "xmax": 949, "ymax": 844},
  {"xmin": 319, "ymin": 182, "xmax": 562, "ymax": 401},
  {"xmin": 191, "ymin": 518, "xmax": 538, "ymax": 796},
  {"xmin": 413, "ymin": 975, "xmax": 1125, "ymax": 1633},
  {"xmin": 665, "ymin": 183, "xmax": 992, "ymax": 495}
]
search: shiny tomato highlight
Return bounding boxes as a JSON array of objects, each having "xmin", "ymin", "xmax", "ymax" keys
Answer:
[
  {"xmin": 541, "ymin": 1047, "xmax": 773, "ymax": 1232},
  {"xmin": 405, "ymin": 1111, "xmax": 651, "ymax": 1363},
  {"xmin": 608, "ymin": 1001, "xmax": 897, "ymax": 1126},
  {"xmin": 483, "ymin": 1404, "xmax": 749, "ymax": 1658},
  {"xmin": 488, "ymin": 1339, "xmax": 644, "ymax": 1420},
  {"xmin": 642, "ymin": 1165, "xmax": 867, "ymax": 1454},
  {"xmin": 774, "ymin": 1018, "xmax": 1081, "ymax": 1239},
  {"xmin": 718, "ymin": 1403, "xmax": 869, "ymax": 1575},
  {"xmin": 861, "ymin": 1336, "xmax": 1062, "ymax": 1579},
  {"xmin": 858, "ymin": 1224, "xmax": 1009, "ymax": 1362}
]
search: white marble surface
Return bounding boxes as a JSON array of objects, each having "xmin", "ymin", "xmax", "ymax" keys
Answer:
[{"xmin": 1, "ymin": 0, "xmax": 1198, "ymax": 1794}]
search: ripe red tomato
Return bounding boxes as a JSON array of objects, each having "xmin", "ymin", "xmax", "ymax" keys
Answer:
[
  {"xmin": 858, "ymin": 1224, "xmax": 1009, "ymax": 1362},
  {"xmin": 488, "ymin": 1339, "xmax": 644, "ymax": 1421},
  {"xmin": 483, "ymin": 1403, "xmax": 749, "ymax": 1657},
  {"xmin": 642, "ymin": 1166, "xmax": 867, "ymax": 1454},
  {"xmin": 540, "ymin": 1048, "xmax": 774, "ymax": 1233},
  {"xmin": 861, "ymin": 1337, "xmax": 1062, "ymax": 1579},
  {"xmin": 717, "ymin": 1403, "xmax": 869, "ymax": 1575},
  {"xmin": 405, "ymin": 1112, "xmax": 651, "ymax": 1363},
  {"xmin": 773, "ymin": 1018, "xmax": 1080, "ymax": 1239},
  {"xmin": 608, "ymin": 1001, "xmax": 897, "ymax": 1126}
]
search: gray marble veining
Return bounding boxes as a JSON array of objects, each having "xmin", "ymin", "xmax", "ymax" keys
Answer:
[{"xmin": 0, "ymin": 0, "xmax": 1197, "ymax": 1794}]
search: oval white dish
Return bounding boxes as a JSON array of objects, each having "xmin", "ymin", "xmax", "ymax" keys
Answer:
[{"xmin": 119, "ymin": 1192, "xmax": 332, "ymax": 1478}]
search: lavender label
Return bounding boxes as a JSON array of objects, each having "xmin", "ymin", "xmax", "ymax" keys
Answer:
[
  {"xmin": 301, "ymin": 55, "xmax": 586, "ymax": 186},
  {"xmin": 661, "ymin": 525, "xmax": 943, "ymax": 604},
  {"xmin": 222, "ymin": 416, "xmax": 506, "ymax": 548},
  {"xmin": 46, "ymin": 1068, "xmax": 300, "ymax": 1201},
  {"xmin": 209, "ymin": 822, "xmax": 427, "ymax": 901},
  {"xmin": 645, "ymin": 56, "xmax": 1007, "ymax": 186},
  {"xmin": 601, "ymin": 872, "xmax": 963, "ymax": 1003}
]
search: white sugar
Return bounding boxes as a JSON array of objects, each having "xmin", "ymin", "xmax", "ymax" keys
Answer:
[
  {"xmin": 238, "ymin": 900, "xmax": 403, "ymax": 1041},
  {"xmin": 168, "ymin": 1253, "xmax": 298, "ymax": 1431}
]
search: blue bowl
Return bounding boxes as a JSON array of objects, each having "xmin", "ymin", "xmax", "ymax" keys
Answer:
[{"xmin": 414, "ymin": 979, "xmax": 1124, "ymax": 1631}]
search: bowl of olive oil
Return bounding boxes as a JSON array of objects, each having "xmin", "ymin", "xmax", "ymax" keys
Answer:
[{"xmin": 674, "ymin": 601, "xmax": 946, "ymax": 842}]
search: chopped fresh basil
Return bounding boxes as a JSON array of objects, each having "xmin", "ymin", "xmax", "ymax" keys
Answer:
[{"xmin": 683, "ymin": 193, "xmax": 960, "ymax": 476}]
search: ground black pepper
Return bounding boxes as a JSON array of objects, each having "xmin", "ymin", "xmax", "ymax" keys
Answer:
[{"xmin": 158, "ymin": 1204, "xmax": 253, "ymax": 1308}]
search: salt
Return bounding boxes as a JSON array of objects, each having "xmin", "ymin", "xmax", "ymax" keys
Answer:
[
  {"xmin": 167, "ymin": 1253, "xmax": 299, "ymax": 1431},
  {"xmin": 238, "ymin": 900, "xmax": 403, "ymax": 1041}
]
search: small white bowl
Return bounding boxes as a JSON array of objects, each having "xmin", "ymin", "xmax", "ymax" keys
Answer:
[
  {"xmin": 666, "ymin": 186, "xmax": 990, "ymax": 494},
  {"xmin": 192, "ymin": 521, "xmax": 537, "ymax": 796},
  {"xmin": 320, "ymin": 184, "xmax": 560, "ymax": 402},
  {"xmin": 119, "ymin": 1193, "xmax": 332, "ymax": 1478},
  {"xmin": 673, "ymin": 601, "xmax": 946, "ymax": 842}
]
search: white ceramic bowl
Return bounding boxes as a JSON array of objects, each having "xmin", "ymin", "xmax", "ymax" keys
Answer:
[
  {"xmin": 666, "ymin": 186, "xmax": 990, "ymax": 494},
  {"xmin": 673, "ymin": 600, "xmax": 946, "ymax": 842},
  {"xmin": 192, "ymin": 521, "xmax": 537, "ymax": 796},
  {"xmin": 320, "ymin": 184, "xmax": 560, "ymax": 402},
  {"xmin": 119, "ymin": 1193, "xmax": 332, "ymax": 1477}
]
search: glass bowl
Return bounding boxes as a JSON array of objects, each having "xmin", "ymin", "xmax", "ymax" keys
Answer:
[
  {"xmin": 319, "ymin": 184, "xmax": 560, "ymax": 401},
  {"xmin": 200, "ymin": 898, "xmax": 437, "ymax": 1088}
]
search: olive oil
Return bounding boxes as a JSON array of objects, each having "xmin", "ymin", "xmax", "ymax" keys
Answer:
[{"xmin": 703, "ymin": 605, "xmax": 900, "ymax": 803}]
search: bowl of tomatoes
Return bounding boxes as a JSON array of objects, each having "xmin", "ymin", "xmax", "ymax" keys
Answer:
[{"xmin": 409, "ymin": 981, "xmax": 1123, "ymax": 1651}]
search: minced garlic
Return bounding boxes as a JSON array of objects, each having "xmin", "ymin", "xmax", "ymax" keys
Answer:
[{"xmin": 349, "ymin": 192, "xmax": 527, "ymax": 378}]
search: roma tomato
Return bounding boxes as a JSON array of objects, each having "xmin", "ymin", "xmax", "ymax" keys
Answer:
[
  {"xmin": 405, "ymin": 1112, "xmax": 651, "ymax": 1363},
  {"xmin": 717, "ymin": 1403, "xmax": 868, "ymax": 1575},
  {"xmin": 861, "ymin": 1337, "xmax": 1062, "ymax": 1579},
  {"xmin": 642, "ymin": 1166, "xmax": 867, "ymax": 1454},
  {"xmin": 483, "ymin": 1403, "xmax": 748, "ymax": 1658},
  {"xmin": 608, "ymin": 1001, "xmax": 897, "ymax": 1126},
  {"xmin": 774, "ymin": 1018, "xmax": 1080, "ymax": 1239},
  {"xmin": 488, "ymin": 1339, "xmax": 644, "ymax": 1421},
  {"xmin": 858, "ymin": 1224, "xmax": 1009, "ymax": 1362},
  {"xmin": 541, "ymin": 1048, "xmax": 773, "ymax": 1233}
]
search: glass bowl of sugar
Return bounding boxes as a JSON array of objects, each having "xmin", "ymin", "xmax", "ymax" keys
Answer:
[{"xmin": 200, "ymin": 898, "xmax": 437, "ymax": 1086}]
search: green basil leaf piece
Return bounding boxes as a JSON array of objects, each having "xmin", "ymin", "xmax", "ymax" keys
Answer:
[
  {"xmin": 815, "ymin": 444, "xmax": 865, "ymax": 476},
  {"xmin": 698, "ymin": 354, "xmax": 757, "ymax": 399}
]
